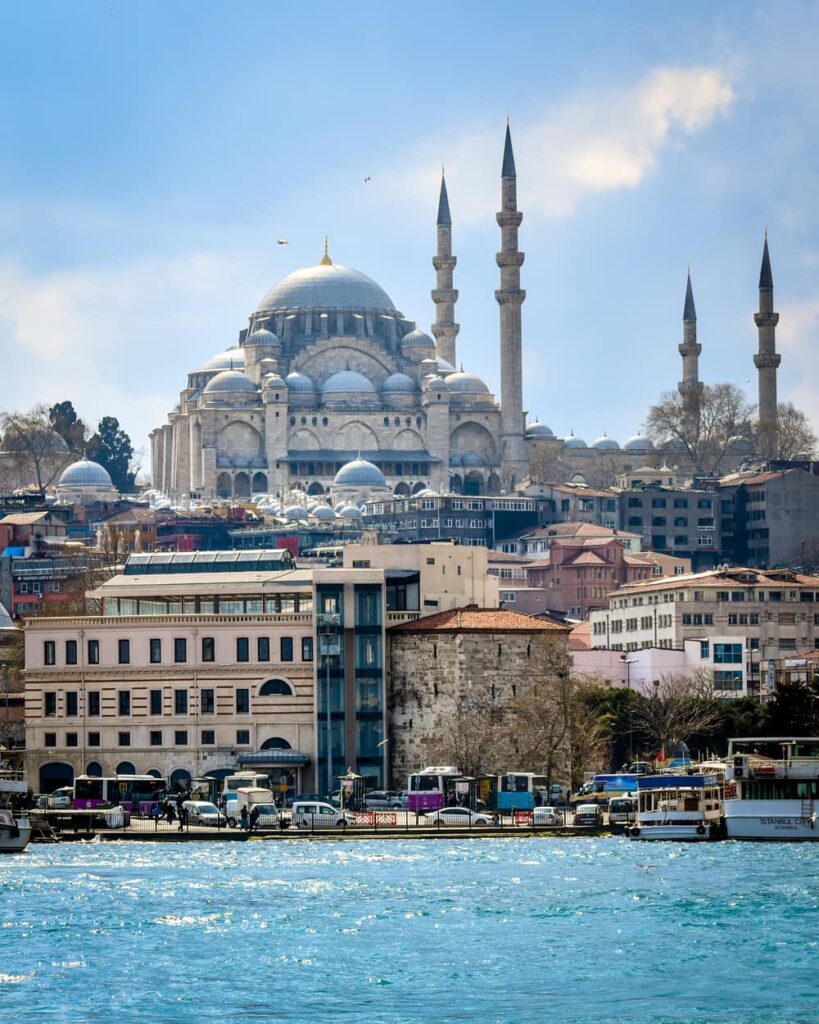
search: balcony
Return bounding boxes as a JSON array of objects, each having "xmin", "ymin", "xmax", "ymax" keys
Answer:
[{"xmin": 387, "ymin": 611, "xmax": 421, "ymax": 625}]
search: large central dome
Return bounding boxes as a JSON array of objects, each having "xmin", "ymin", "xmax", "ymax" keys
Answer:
[{"xmin": 256, "ymin": 261, "xmax": 397, "ymax": 315}]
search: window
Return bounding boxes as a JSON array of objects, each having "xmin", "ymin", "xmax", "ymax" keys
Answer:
[
  {"xmin": 236, "ymin": 729, "xmax": 251, "ymax": 745},
  {"xmin": 174, "ymin": 638, "xmax": 187, "ymax": 663},
  {"xmin": 174, "ymin": 689, "xmax": 188, "ymax": 715},
  {"xmin": 118, "ymin": 731, "xmax": 131, "ymax": 747},
  {"xmin": 66, "ymin": 732, "xmax": 78, "ymax": 747},
  {"xmin": 118, "ymin": 639, "xmax": 130, "ymax": 665},
  {"xmin": 236, "ymin": 688, "xmax": 250, "ymax": 714},
  {"xmin": 714, "ymin": 643, "xmax": 742, "ymax": 665},
  {"xmin": 65, "ymin": 691, "xmax": 78, "ymax": 717},
  {"xmin": 259, "ymin": 678, "xmax": 293, "ymax": 696},
  {"xmin": 44, "ymin": 691, "xmax": 57, "ymax": 717},
  {"xmin": 201, "ymin": 729, "xmax": 215, "ymax": 745},
  {"xmin": 150, "ymin": 730, "xmax": 162, "ymax": 746},
  {"xmin": 150, "ymin": 689, "xmax": 162, "ymax": 715},
  {"xmin": 236, "ymin": 637, "xmax": 249, "ymax": 663},
  {"xmin": 44, "ymin": 732, "xmax": 56, "ymax": 747},
  {"xmin": 150, "ymin": 638, "xmax": 162, "ymax": 664},
  {"xmin": 88, "ymin": 691, "xmax": 100, "ymax": 717},
  {"xmin": 118, "ymin": 690, "xmax": 131, "ymax": 716},
  {"xmin": 779, "ymin": 638, "xmax": 797, "ymax": 651},
  {"xmin": 651, "ymin": 498, "xmax": 667, "ymax": 508},
  {"xmin": 700, "ymin": 641, "xmax": 710, "ymax": 659},
  {"xmin": 174, "ymin": 730, "xmax": 188, "ymax": 746},
  {"xmin": 44, "ymin": 641, "xmax": 56, "ymax": 666},
  {"xmin": 714, "ymin": 670, "xmax": 743, "ymax": 692},
  {"xmin": 628, "ymin": 497, "xmax": 643, "ymax": 508},
  {"xmin": 87, "ymin": 639, "xmax": 99, "ymax": 665},
  {"xmin": 88, "ymin": 731, "xmax": 100, "ymax": 747},
  {"xmin": 280, "ymin": 637, "xmax": 294, "ymax": 662},
  {"xmin": 201, "ymin": 688, "xmax": 215, "ymax": 714},
  {"xmin": 65, "ymin": 640, "xmax": 78, "ymax": 665},
  {"xmin": 302, "ymin": 636, "xmax": 313, "ymax": 662},
  {"xmin": 201, "ymin": 637, "xmax": 215, "ymax": 663},
  {"xmin": 257, "ymin": 637, "xmax": 270, "ymax": 662}
]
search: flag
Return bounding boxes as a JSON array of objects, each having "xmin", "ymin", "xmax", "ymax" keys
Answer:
[{"xmin": 656, "ymin": 746, "xmax": 668, "ymax": 767}]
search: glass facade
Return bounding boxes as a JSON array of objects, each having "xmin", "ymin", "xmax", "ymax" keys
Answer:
[
  {"xmin": 316, "ymin": 584, "xmax": 345, "ymax": 793},
  {"xmin": 354, "ymin": 584, "xmax": 384, "ymax": 787}
]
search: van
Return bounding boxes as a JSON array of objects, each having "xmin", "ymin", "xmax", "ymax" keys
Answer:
[
  {"xmin": 291, "ymin": 801, "xmax": 355, "ymax": 829},
  {"xmin": 573, "ymin": 803, "xmax": 605, "ymax": 828},
  {"xmin": 608, "ymin": 796, "xmax": 637, "ymax": 830}
]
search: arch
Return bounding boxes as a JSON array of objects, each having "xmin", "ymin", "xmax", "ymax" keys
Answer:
[
  {"xmin": 234, "ymin": 471, "xmax": 251, "ymax": 498},
  {"xmin": 307, "ymin": 481, "xmax": 325, "ymax": 495},
  {"xmin": 450, "ymin": 422, "xmax": 498, "ymax": 465},
  {"xmin": 252, "ymin": 472, "xmax": 268, "ymax": 493},
  {"xmin": 86, "ymin": 761, "xmax": 103, "ymax": 778},
  {"xmin": 116, "ymin": 761, "xmax": 136, "ymax": 775},
  {"xmin": 449, "ymin": 474, "xmax": 463, "ymax": 494},
  {"xmin": 393, "ymin": 428, "xmax": 425, "ymax": 451},
  {"xmin": 39, "ymin": 762, "xmax": 74, "ymax": 793},
  {"xmin": 393, "ymin": 482, "xmax": 410, "ymax": 496},
  {"xmin": 259, "ymin": 678, "xmax": 294, "ymax": 697},
  {"xmin": 289, "ymin": 427, "xmax": 321, "ymax": 450},
  {"xmin": 336, "ymin": 420, "xmax": 379, "ymax": 452},
  {"xmin": 487, "ymin": 472, "xmax": 501, "ymax": 494},
  {"xmin": 296, "ymin": 339, "xmax": 397, "ymax": 384},
  {"xmin": 216, "ymin": 419, "xmax": 263, "ymax": 461},
  {"xmin": 146, "ymin": 768, "xmax": 162, "ymax": 779},
  {"xmin": 411, "ymin": 481, "xmax": 427, "ymax": 495},
  {"xmin": 260, "ymin": 736, "xmax": 293, "ymax": 750},
  {"xmin": 216, "ymin": 472, "xmax": 232, "ymax": 498},
  {"xmin": 169, "ymin": 768, "xmax": 192, "ymax": 792},
  {"xmin": 204, "ymin": 768, "xmax": 234, "ymax": 781},
  {"xmin": 464, "ymin": 471, "xmax": 485, "ymax": 496}
]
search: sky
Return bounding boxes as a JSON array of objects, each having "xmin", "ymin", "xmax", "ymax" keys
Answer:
[{"xmin": 1, "ymin": 0, "xmax": 818, "ymax": 476}]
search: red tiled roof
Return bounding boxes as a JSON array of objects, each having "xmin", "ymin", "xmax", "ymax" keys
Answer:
[
  {"xmin": 567, "ymin": 550, "xmax": 608, "ymax": 566},
  {"xmin": 389, "ymin": 606, "xmax": 571, "ymax": 633}
]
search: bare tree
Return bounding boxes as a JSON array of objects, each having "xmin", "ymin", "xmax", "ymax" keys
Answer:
[
  {"xmin": 767, "ymin": 402, "xmax": 817, "ymax": 459},
  {"xmin": 635, "ymin": 673, "xmax": 723, "ymax": 757},
  {"xmin": 566, "ymin": 688, "xmax": 610, "ymax": 790},
  {"xmin": 526, "ymin": 443, "xmax": 568, "ymax": 485},
  {"xmin": 1, "ymin": 403, "xmax": 71, "ymax": 490},
  {"xmin": 422, "ymin": 700, "xmax": 503, "ymax": 779}
]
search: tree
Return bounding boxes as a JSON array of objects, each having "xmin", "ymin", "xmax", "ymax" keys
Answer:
[
  {"xmin": 646, "ymin": 382, "xmax": 754, "ymax": 475},
  {"xmin": 422, "ymin": 700, "xmax": 503, "ymax": 779},
  {"xmin": 49, "ymin": 401, "xmax": 86, "ymax": 453},
  {"xmin": 635, "ymin": 673, "xmax": 723, "ymax": 759},
  {"xmin": 1, "ymin": 403, "xmax": 69, "ymax": 490},
  {"xmin": 87, "ymin": 416, "xmax": 135, "ymax": 493},
  {"xmin": 767, "ymin": 402, "xmax": 817, "ymax": 460},
  {"xmin": 765, "ymin": 677, "xmax": 819, "ymax": 735}
]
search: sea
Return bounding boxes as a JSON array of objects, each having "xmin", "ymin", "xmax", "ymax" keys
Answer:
[{"xmin": 1, "ymin": 838, "xmax": 816, "ymax": 1023}]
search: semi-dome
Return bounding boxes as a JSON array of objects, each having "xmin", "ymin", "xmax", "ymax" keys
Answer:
[
  {"xmin": 203, "ymin": 370, "xmax": 258, "ymax": 394},
  {"xmin": 446, "ymin": 370, "xmax": 490, "ymax": 394},
  {"xmin": 257, "ymin": 262, "xmax": 396, "ymax": 315},
  {"xmin": 382, "ymin": 372, "xmax": 418, "ymax": 394},
  {"xmin": 401, "ymin": 328, "xmax": 435, "ymax": 349},
  {"xmin": 285, "ymin": 372, "xmax": 316, "ymax": 393},
  {"xmin": 338, "ymin": 504, "xmax": 364, "ymax": 519},
  {"xmin": 334, "ymin": 457, "xmax": 386, "ymax": 488},
  {"xmin": 245, "ymin": 325, "xmax": 280, "ymax": 346},
  {"xmin": 592, "ymin": 434, "xmax": 620, "ymax": 450},
  {"xmin": 436, "ymin": 358, "xmax": 456, "ymax": 373},
  {"xmin": 322, "ymin": 370, "xmax": 377, "ymax": 395},
  {"xmin": 201, "ymin": 347, "xmax": 245, "ymax": 372},
  {"xmin": 563, "ymin": 433, "xmax": 588, "ymax": 449},
  {"xmin": 309, "ymin": 505, "xmax": 337, "ymax": 520},
  {"xmin": 526, "ymin": 421, "xmax": 554, "ymax": 438},
  {"xmin": 625, "ymin": 434, "xmax": 654, "ymax": 452},
  {"xmin": 59, "ymin": 459, "xmax": 113, "ymax": 488}
]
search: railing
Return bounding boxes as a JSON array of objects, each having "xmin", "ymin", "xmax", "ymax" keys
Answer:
[
  {"xmin": 386, "ymin": 611, "xmax": 422, "ymax": 624},
  {"xmin": 24, "ymin": 612, "xmax": 314, "ymax": 628}
]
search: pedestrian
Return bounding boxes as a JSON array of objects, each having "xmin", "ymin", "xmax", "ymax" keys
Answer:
[
  {"xmin": 249, "ymin": 805, "xmax": 260, "ymax": 834},
  {"xmin": 178, "ymin": 805, "xmax": 188, "ymax": 832},
  {"xmin": 175, "ymin": 791, "xmax": 184, "ymax": 813},
  {"xmin": 240, "ymin": 806, "xmax": 249, "ymax": 831},
  {"xmin": 165, "ymin": 801, "xmax": 174, "ymax": 826}
]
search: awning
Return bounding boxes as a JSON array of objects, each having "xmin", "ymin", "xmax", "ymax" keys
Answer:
[
  {"xmin": 237, "ymin": 751, "xmax": 310, "ymax": 767},
  {"xmin": 1, "ymin": 547, "xmax": 26, "ymax": 558}
]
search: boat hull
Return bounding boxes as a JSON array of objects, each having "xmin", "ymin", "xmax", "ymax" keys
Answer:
[
  {"xmin": 630, "ymin": 823, "xmax": 712, "ymax": 841},
  {"xmin": 724, "ymin": 800, "xmax": 817, "ymax": 840},
  {"xmin": 0, "ymin": 817, "xmax": 32, "ymax": 853}
]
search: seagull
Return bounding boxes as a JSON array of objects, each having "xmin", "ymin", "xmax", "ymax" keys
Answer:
[
  {"xmin": 364, "ymin": 176, "xmax": 372, "ymax": 184},
  {"xmin": 635, "ymin": 864, "xmax": 657, "ymax": 874},
  {"xmin": 276, "ymin": 239, "xmax": 288, "ymax": 245}
]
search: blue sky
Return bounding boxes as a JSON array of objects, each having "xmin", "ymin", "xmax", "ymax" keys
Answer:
[{"xmin": 1, "ymin": 1, "xmax": 818, "ymax": 473}]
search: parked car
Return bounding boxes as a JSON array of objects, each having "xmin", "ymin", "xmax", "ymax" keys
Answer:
[
  {"xmin": 573, "ymin": 803, "xmax": 605, "ymax": 828},
  {"xmin": 287, "ymin": 792, "xmax": 324, "ymax": 808},
  {"xmin": 38, "ymin": 786, "xmax": 73, "ymax": 810},
  {"xmin": 424, "ymin": 807, "xmax": 492, "ymax": 826},
  {"xmin": 533, "ymin": 806, "xmax": 563, "ymax": 827},
  {"xmin": 291, "ymin": 801, "xmax": 355, "ymax": 829},
  {"xmin": 182, "ymin": 800, "xmax": 228, "ymax": 827},
  {"xmin": 364, "ymin": 790, "xmax": 407, "ymax": 810},
  {"xmin": 249, "ymin": 802, "xmax": 289, "ymax": 829}
]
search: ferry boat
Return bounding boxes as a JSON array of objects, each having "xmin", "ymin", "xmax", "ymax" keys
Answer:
[
  {"xmin": 724, "ymin": 737, "xmax": 819, "ymax": 841},
  {"xmin": 629, "ymin": 774, "xmax": 722, "ymax": 841},
  {"xmin": 0, "ymin": 766, "xmax": 32, "ymax": 853}
]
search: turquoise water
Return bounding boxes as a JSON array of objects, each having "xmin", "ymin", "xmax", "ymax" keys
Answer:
[{"xmin": 1, "ymin": 838, "xmax": 816, "ymax": 1023}]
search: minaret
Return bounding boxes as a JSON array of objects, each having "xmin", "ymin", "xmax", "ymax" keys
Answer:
[
  {"xmin": 754, "ymin": 233, "xmax": 780, "ymax": 457},
  {"xmin": 677, "ymin": 269, "xmax": 703, "ymax": 422},
  {"xmin": 495, "ymin": 121, "xmax": 528, "ymax": 491},
  {"xmin": 431, "ymin": 171, "xmax": 459, "ymax": 367}
]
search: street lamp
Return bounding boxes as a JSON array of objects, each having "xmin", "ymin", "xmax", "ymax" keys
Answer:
[{"xmin": 620, "ymin": 655, "xmax": 638, "ymax": 764}]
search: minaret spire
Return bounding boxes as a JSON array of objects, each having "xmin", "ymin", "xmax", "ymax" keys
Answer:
[
  {"xmin": 431, "ymin": 169, "xmax": 459, "ymax": 366},
  {"xmin": 754, "ymin": 232, "xmax": 780, "ymax": 457},
  {"xmin": 678, "ymin": 269, "xmax": 703, "ymax": 424},
  {"xmin": 495, "ymin": 120, "xmax": 527, "ymax": 491}
]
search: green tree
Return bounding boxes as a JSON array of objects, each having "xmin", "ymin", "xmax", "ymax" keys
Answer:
[
  {"xmin": 766, "ymin": 678, "xmax": 819, "ymax": 735},
  {"xmin": 87, "ymin": 416, "xmax": 135, "ymax": 493},
  {"xmin": 49, "ymin": 400, "xmax": 86, "ymax": 452}
]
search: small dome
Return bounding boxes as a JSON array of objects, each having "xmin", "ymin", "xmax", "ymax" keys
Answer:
[
  {"xmin": 203, "ymin": 370, "xmax": 258, "ymax": 394},
  {"xmin": 437, "ymin": 357, "xmax": 456, "ymax": 373},
  {"xmin": 662, "ymin": 436, "xmax": 687, "ymax": 452},
  {"xmin": 0, "ymin": 601, "xmax": 12, "ymax": 629},
  {"xmin": 285, "ymin": 372, "xmax": 316, "ymax": 393},
  {"xmin": 625, "ymin": 434, "xmax": 654, "ymax": 452},
  {"xmin": 729, "ymin": 435, "xmax": 755, "ymax": 453},
  {"xmin": 334, "ymin": 458, "xmax": 386, "ymax": 488},
  {"xmin": 563, "ymin": 434, "xmax": 588, "ymax": 449},
  {"xmin": 322, "ymin": 370, "xmax": 377, "ymax": 394},
  {"xmin": 309, "ymin": 505, "xmax": 337, "ymax": 520},
  {"xmin": 338, "ymin": 505, "xmax": 364, "ymax": 519},
  {"xmin": 382, "ymin": 372, "xmax": 418, "ymax": 394},
  {"xmin": 201, "ymin": 347, "xmax": 245, "ymax": 372},
  {"xmin": 401, "ymin": 328, "xmax": 435, "ymax": 349},
  {"xmin": 246, "ymin": 325, "xmax": 280, "ymax": 347},
  {"xmin": 424, "ymin": 375, "xmax": 448, "ymax": 390},
  {"xmin": 592, "ymin": 434, "xmax": 620, "ymax": 450},
  {"xmin": 446, "ymin": 370, "xmax": 490, "ymax": 394},
  {"xmin": 526, "ymin": 421, "xmax": 554, "ymax": 438},
  {"xmin": 59, "ymin": 459, "xmax": 113, "ymax": 488},
  {"xmin": 262, "ymin": 372, "xmax": 286, "ymax": 389},
  {"xmin": 283, "ymin": 505, "xmax": 309, "ymax": 520}
]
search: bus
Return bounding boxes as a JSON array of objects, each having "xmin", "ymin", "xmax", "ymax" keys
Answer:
[
  {"xmin": 408, "ymin": 766, "xmax": 462, "ymax": 813},
  {"xmin": 496, "ymin": 772, "xmax": 537, "ymax": 812},
  {"xmin": 74, "ymin": 775, "xmax": 167, "ymax": 814},
  {"xmin": 569, "ymin": 774, "xmax": 639, "ymax": 808}
]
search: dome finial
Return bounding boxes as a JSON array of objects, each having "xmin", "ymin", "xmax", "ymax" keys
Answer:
[{"xmin": 320, "ymin": 236, "xmax": 332, "ymax": 266}]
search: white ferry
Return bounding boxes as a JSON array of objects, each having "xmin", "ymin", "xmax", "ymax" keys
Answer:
[
  {"xmin": 0, "ymin": 766, "xmax": 32, "ymax": 853},
  {"xmin": 724, "ymin": 737, "xmax": 819, "ymax": 841},
  {"xmin": 630, "ymin": 774, "xmax": 722, "ymax": 841}
]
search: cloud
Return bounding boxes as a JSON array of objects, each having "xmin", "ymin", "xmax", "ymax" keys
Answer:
[
  {"xmin": 384, "ymin": 66, "xmax": 735, "ymax": 222},
  {"xmin": 777, "ymin": 297, "xmax": 819, "ymax": 435}
]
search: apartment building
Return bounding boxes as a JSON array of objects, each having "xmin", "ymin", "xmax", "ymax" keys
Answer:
[
  {"xmin": 589, "ymin": 567, "xmax": 819, "ymax": 697},
  {"xmin": 618, "ymin": 484, "xmax": 720, "ymax": 571}
]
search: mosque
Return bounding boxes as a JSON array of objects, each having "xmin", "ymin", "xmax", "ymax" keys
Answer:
[{"xmin": 150, "ymin": 126, "xmax": 781, "ymax": 502}]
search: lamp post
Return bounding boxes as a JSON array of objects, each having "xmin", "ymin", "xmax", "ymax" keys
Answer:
[{"xmin": 620, "ymin": 655, "xmax": 637, "ymax": 764}]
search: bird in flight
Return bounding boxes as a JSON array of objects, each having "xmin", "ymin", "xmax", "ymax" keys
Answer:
[
  {"xmin": 364, "ymin": 176, "xmax": 372, "ymax": 184},
  {"xmin": 276, "ymin": 239, "xmax": 288, "ymax": 245}
]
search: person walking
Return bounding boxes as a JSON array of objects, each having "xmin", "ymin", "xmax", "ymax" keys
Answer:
[
  {"xmin": 178, "ymin": 804, "xmax": 188, "ymax": 832},
  {"xmin": 249, "ymin": 805, "xmax": 260, "ymax": 834},
  {"xmin": 240, "ymin": 806, "xmax": 249, "ymax": 831}
]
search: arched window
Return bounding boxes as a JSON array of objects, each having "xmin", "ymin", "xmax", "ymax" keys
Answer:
[
  {"xmin": 259, "ymin": 678, "xmax": 294, "ymax": 697},
  {"xmin": 260, "ymin": 736, "xmax": 292, "ymax": 750},
  {"xmin": 116, "ymin": 761, "xmax": 136, "ymax": 775},
  {"xmin": 169, "ymin": 768, "xmax": 192, "ymax": 792},
  {"xmin": 86, "ymin": 761, "xmax": 103, "ymax": 778},
  {"xmin": 39, "ymin": 762, "xmax": 74, "ymax": 793},
  {"xmin": 146, "ymin": 768, "xmax": 162, "ymax": 779}
]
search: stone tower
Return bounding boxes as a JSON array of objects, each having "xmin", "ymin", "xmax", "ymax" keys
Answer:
[
  {"xmin": 754, "ymin": 234, "xmax": 780, "ymax": 457},
  {"xmin": 431, "ymin": 171, "xmax": 459, "ymax": 367},
  {"xmin": 495, "ymin": 123, "xmax": 528, "ymax": 491},
  {"xmin": 677, "ymin": 270, "xmax": 703, "ymax": 422}
]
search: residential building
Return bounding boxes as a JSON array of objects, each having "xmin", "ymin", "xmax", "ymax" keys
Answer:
[{"xmin": 618, "ymin": 483, "xmax": 720, "ymax": 571}]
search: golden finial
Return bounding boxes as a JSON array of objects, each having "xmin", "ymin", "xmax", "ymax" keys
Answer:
[{"xmin": 320, "ymin": 235, "xmax": 332, "ymax": 266}]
